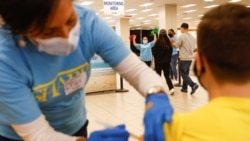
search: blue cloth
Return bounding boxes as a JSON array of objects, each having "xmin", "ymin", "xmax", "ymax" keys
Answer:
[
  {"xmin": 136, "ymin": 42, "xmax": 154, "ymax": 61},
  {"xmin": 88, "ymin": 124, "xmax": 129, "ymax": 141},
  {"xmin": 144, "ymin": 93, "xmax": 173, "ymax": 141},
  {"xmin": 171, "ymin": 35, "xmax": 178, "ymax": 55},
  {"xmin": 0, "ymin": 5, "xmax": 130, "ymax": 140}
]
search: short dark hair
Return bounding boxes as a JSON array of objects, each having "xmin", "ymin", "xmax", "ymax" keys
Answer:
[
  {"xmin": 197, "ymin": 3, "xmax": 250, "ymax": 83},
  {"xmin": 181, "ymin": 23, "xmax": 189, "ymax": 29},
  {"xmin": 0, "ymin": 0, "xmax": 58, "ymax": 34}
]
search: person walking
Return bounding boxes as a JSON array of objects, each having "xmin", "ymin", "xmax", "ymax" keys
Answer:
[
  {"xmin": 173, "ymin": 23, "xmax": 199, "ymax": 95},
  {"xmin": 152, "ymin": 29, "xmax": 175, "ymax": 95}
]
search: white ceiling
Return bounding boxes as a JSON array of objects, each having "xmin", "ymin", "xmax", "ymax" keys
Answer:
[{"xmin": 74, "ymin": 0, "xmax": 250, "ymax": 30}]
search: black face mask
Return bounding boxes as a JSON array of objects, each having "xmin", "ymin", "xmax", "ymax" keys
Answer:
[
  {"xmin": 168, "ymin": 34, "xmax": 173, "ymax": 38},
  {"xmin": 193, "ymin": 61, "xmax": 207, "ymax": 90}
]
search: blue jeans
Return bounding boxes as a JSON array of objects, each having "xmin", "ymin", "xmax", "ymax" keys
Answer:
[
  {"xmin": 170, "ymin": 54, "xmax": 178, "ymax": 80},
  {"xmin": 179, "ymin": 60, "xmax": 195, "ymax": 90}
]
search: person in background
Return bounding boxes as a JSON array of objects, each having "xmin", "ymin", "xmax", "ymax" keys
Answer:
[
  {"xmin": 0, "ymin": 0, "xmax": 173, "ymax": 141},
  {"xmin": 132, "ymin": 34, "xmax": 157, "ymax": 67},
  {"xmin": 172, "ymin": 23, "xmax": 199, "ymax": 95},
  {"xmin": 85, "ymin": 3, "xmax": 250, "ymax": 141},
  {"xmin": 152, "ymin": 29, "xmax": 175, "ymax": 95},
  {"xmin": 168, "ymin": 28, "xmax": 178, "ymax": 83}
]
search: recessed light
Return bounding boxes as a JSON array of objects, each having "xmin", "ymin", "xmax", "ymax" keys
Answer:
[
  {"xmin": 181, "ymin": 4, "xmax": 196, "ymax": 8},
  {"xmin": 229, "ymin": 0, "xmax": 241, "ymax": 2},
  {"xmin": 126, "ymin": 9, "xmax": 136, "ymax": 12},
  {"xmin": 183, "ymin": 17, "xmax": 192, "ymax": 20},
  {"xmin": 184, "ymin": 10, "xmax": 197, "ymax": 13},
  {"xmin": 137, "ymin": 17, "xmax": 145, "ymax": 20},
  {"xmin": 204, "ymin": 5, "xmax": 219, "ymax": 8},
  {"xmin": 141, "ymin": 9, "xmax": 152, "ymax": 12},
  {"xmin": 204, "ymin": 0, "xmax": 214, "ymax": 2},
  {"xmin": 149, "ymin": 14, "xmax": 158, "ymax": 17},
  {"xmin": 140, "ymin": 3, "xmax": 154, "ymax": 7}
]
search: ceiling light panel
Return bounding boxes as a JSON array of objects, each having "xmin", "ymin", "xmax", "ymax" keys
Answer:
[
  {"xmin": 181, "ymin": 4, "xmax": 197, "ymax": 8},
  {"xmin": 141, "ymin": 9, "xmax": 152, "ymax": 12},
  {"xmin": 126, "ymin": 9, "xmax": 137, "ymax": 12},
  {"xmin": 140, "ymin": 3, "xmax": 154, "ymax": 7},
  {"xmin": 204, "ymin": 5, "xmax": 219, "ymax": 8}
]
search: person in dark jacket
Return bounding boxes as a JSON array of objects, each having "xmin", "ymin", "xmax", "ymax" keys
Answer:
[{"xmin": 152, "ymin": 29, "xmax": 174, "ymax": 95}]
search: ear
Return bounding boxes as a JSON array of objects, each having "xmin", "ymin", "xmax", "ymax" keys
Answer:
[{"xmin": 194, "ymin": 52, "xmax": 204, "ymax": 76}]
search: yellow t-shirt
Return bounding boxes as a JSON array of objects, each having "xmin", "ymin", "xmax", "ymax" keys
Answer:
[{"xmin": 164, "ymin": 97, "xmax": 250, "ymax": 141}]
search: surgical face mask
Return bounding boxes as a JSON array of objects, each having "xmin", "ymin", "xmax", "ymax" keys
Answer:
[
  {"xmin": 143, "ymin": 40, "xmax": 148, "ymax": 44},
  {"xmin": 168, "ymin": 34, "xmax": 173, "ymax": 38},
  {"xmin": 36, "ymin": 20, "xmax": 80, "ymax": 56}
]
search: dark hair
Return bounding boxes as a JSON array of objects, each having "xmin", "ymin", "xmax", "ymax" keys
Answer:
[
  {"xmin": 155, "ymin": 32, "xmax": 171, "ymax": 49},
  {"xmin": 181, "ymin": 23, "xmax": 189, "ymax": 29},
  {"xmin": 168, "ymin": 28, "xmax": 175, "ymax": 34},
  {"xmin": 0, "ymin": 0, "xmax": 58, "ymax": 34},
  {"xmin": 197, "ymin": 3, "xmax": 250, "ymax": 83}
]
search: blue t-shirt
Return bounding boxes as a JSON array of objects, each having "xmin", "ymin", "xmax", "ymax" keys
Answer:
[
  {"xmin": 171, "ymin": 35, "xmax": 178, "ymax": 55},
  {"xmin": 0, "ymin": 5, "xmax": 130, "ymax": 140},
  {"xmin": 136, "ymin": 42, "xmax": 154, "ymax": 61}
]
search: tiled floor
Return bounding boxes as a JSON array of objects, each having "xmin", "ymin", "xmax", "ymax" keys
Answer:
[{"xmin": 86, "ymin": 76, "xmax": 209, "ymax": 141}]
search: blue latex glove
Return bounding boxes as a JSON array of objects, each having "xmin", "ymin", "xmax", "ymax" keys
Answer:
[
  {"xmin": 88, "ymin": 124, "xmax": 129, "ymax": 141},
  {"xmin": 144, "ymin": 93, "xmax": 173, "ymax": 141}
]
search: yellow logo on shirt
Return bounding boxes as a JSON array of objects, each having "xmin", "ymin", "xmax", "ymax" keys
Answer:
[{"xmin": 32, "ymin": 63, "xmax": 90, "ymax": 102}]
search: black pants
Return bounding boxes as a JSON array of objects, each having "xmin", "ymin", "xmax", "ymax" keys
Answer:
[
  {"xmin": 0, "ymin": 120, "xmax": 89, "ymax": 141},
  {"xmin": 155, "ymin": 62, "xmax": 174, "ymax": 90}
]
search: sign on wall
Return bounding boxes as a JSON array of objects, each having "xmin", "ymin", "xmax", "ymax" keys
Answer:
[{"xmin": 103, "ymin": 0, "xmax": 124, "ymax": 15}]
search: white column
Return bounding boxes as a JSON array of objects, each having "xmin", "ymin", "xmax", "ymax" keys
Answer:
[
  {"xmin": 115, "ymin": 18, "xmax": 130, "ymax": 90},
  {"xmin": 158, "ymin": 5, "xmax": 177, "ymax": 31}
]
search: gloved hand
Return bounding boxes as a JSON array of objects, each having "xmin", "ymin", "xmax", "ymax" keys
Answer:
[
  {"xmin": 144, "ymin": 93, "xmax": 173, "ymax": 141},
  {"xmin": 88, "ymin": 124, "xmax": 129, "ymax": 141}
]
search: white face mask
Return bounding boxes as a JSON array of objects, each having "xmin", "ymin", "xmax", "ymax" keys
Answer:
[
  {"xmin": 36, "ymin": 20, "xmax": 80, "ymax": 56},
  {"xmin": 143, "ymin": 40, "xmax": 148, "ymax": 44}
]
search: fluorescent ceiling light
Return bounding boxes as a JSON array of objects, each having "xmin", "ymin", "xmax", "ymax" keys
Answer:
[
  {"xmin": 198, "ymin": 14, "xmax": 204, "ymax": 17},
  {"xmin": 183, "ymin": 17, "xmax": 192, "ymax": 20},
  {"xmin": 204, "ymin": 5, "xmax": 219, "ymax": 8},
  {"xmin": 126, "ymin": 9, "xmax": 136, "ymax": 12},
  {"xmin": 229, "ymin": 0, "xmax": 241, "ymax": 2},
  {"xmin": 247, "ymin": 5, "xmax": 250, "ymax": 8},
  {"xmin": 149, "ymin": 14, "xmax": 158, "ymax": 17},
  {"xmin": 184, "ymin": 10, "xmax": 197, "ymax": 13},
  {"xmin": 204, "ymin": 0, "xmax": 214, "ymax": 2},
  {"xmin": 141, "ymin": 9, "xmax": 152, "ymax": 12},
  {"xmin": 80, "ymin": 1, "xmax": 93, "ymax": 5},
  {"xmin": 140, "ymin": 3, "xmax": 154, "ymax": 7},
  {"xmin": 136, "ymin": 17, "xmax": 145, "ymax": 20},
  {"xmin": 181, "ymin": 4, "xmax": 196, "ymax": 8}
]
